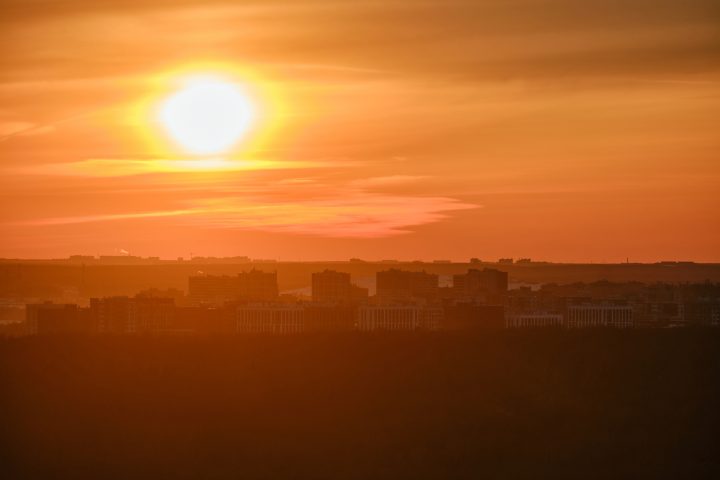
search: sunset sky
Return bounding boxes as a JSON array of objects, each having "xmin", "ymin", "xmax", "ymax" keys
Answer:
[{"xmin": 1, "ymin": 0, "xmax": 718, "ymax": 261}]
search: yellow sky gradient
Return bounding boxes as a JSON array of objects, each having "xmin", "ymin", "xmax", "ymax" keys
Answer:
[{"xmin": 1, "ymin": 0, "xmax": 718, "ymax": 261}]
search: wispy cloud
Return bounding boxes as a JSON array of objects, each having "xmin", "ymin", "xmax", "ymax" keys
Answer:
[
  {"xmin": 17, "ymin": 208, "xmax": 200, "ymax": 226},
  {"xmin": 15, "ymin": 182, "xmax": 478, "ymax": 237},
  {"xmin": 349, "ymin": 175, "xmax": 428, "ymax": 187},
  {"xmin": 0, "ymin": 121, "xmax": 56, "ymax": 140},
  {"xmin": 181, "ymin": 193, "xmax": 477, "ymax": 237}
]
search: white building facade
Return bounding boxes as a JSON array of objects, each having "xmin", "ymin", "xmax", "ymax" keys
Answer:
[
  {"xmin": 236, "ymin": 305, "xmax": 305, "ymax": 334},
  {"xmin": 506, "ymin": 313, "xmax": 564, "ymax": 329},
  {"xmin": 356, "ymin": 306, "xmax": 442, "ymax": 331},
  {"xmin": 566, "ymin": 304, "xmax": 634, "ymax": 328}
]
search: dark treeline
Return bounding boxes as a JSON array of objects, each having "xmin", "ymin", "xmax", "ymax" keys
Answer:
[{"xmin": 2, "ymin": 330, "xmax": 719, "ymax": 479}]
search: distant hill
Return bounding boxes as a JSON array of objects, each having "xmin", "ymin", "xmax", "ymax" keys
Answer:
[{"xmin": 1, "ymin": 261, "xmax": 719, "ymax": 298}]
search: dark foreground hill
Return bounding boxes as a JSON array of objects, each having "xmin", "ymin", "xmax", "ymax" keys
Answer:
[{"xmin": 1, "ymin": 330, "xmax": 719, "ymax": 479}]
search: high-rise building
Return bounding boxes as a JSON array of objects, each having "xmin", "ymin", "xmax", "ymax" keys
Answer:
[
  {"xmin": 90, "ymin": 296, "xmax": 132, "ymax": 333},
  {"xmin": 188, "ymin": 275, "xmax": 238, "ymax": 306},
  {"xmin": 376, "ymin": 269, "xmax": 439, "ymax": 304},
  {"xmin": 311, "ymin": 270, "xmax": 355, "ymax": 303},
  {"xmin": 188, "ymin": 269, "xmax": 279, "ymax": 305},
  {"xmin": 452, "ymin": 268, "xmax": 508, "ymax": 303},
  {"xmin": 132, "ymin": 296, "xmax": 176, "ymax": 333},
  {"xmin": 238, "ymin": 269, "xmax": 279, "ymax": 302},
  {"xmin": 25, "ymin": 302, "xmax": 88, "ymax": 334},
  {"xmin": 90, "ymin": 296, "xmax": 175, "ymax": 333}
]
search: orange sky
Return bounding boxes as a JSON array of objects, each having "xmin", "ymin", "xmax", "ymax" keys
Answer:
[{"xmin": 1, "ymin": 0, "xmax": 718, "ymax": 262}]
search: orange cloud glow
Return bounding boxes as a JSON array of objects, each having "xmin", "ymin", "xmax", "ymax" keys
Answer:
[
  {"xmin": 14, "ymin": 177, "xmax": 477, "ymax": 238},
  {"xmin": 0, "ymin": 0, "xmax": 718, "ymax": 261}
]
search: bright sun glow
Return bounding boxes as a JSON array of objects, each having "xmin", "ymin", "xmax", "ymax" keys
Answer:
[{"xmin": 158, "ymin": 77, "xmax": 254, "ymax": 156}]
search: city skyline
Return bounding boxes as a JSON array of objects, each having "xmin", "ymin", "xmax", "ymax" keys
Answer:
[{"xmin": 12, "ymin": 264, "xmax": 719, "ymax": 336}]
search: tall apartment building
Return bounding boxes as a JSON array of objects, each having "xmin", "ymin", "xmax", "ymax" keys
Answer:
[
  {"xmin": 132, "ymin": 297, "xmax": 176, "ymax": 333},
  {"xmin": 311, "ymin": 270, "xmax": 368, "ymax": 304},
  {"xmin": 312, "ymin": 270, "xmax": 351, "ymax": 303},
  {"xmin": 376, "ymin": 269, "xmax": 439, "ymax": 304},
  {"xmin": 188, "ymin": 275, "xmax": 238, "ymax": 305},
  {"xmin": 452, "ymin": 268, "xmax": 508, "ymax": 303},
  {"xmin": 238, "ymin": 269, "xmax": 279, "ymax": 302},
  {"xmin": 90, "ymin": 296, "xmax": 175, "ymax": 333},
  {"xmin": 25, "ymin": 302, "xmax": 87, "ymax": 334},
  {"xmin": 188, "ymin": 269, "xmax": 279, "ymax": 305},
  {"xmin": 90, "ymin": 296, "xmax": 132, "ymax": 333}
]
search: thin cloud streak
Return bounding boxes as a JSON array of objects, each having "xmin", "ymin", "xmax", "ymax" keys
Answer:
[
  {"xmin": 349, "ymin": 175, "xmax": 429, "ymax": 187},
  {"xmin": 17, "ymin": 208, "xmax": 199, "ymax": 226},
  {"xmin": 16, "ymin": 192, "xmax": 478, "ymax": 238},
  {"xmin": 182, "ymin": 194, "xmax": 478, "ymax": 237}
]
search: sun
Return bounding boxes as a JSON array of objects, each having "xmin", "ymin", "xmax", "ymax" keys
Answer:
[{"xmin": 158, "ymin": 76, "xmax": 255, "ymax": 156}]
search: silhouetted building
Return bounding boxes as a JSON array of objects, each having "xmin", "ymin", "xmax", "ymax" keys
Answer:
[
  {"xmin": 0, "ymin": 301, "xmax": 25, "ymax": 324},
  {"xmin": 453, "ymin": 268, "xmax": 508, "ymax": 303},
  {"xmin": 312, "ymin": 270, "xmax": 368, "ymax": 304},
  {"xmin": 188, "ymin": 275, "xmax": 238, "ymax": 306},
  {"xmin": 506, "ymin": 313, "xmax": 563, "ymax": 329},
  {"xmin": 312, "ymin": 270, "xmax": 352, "ymax": 303},
  {"xmin": 188, "ymin": 270, "xmax": 278, "ymax": 305},
  {"xmin": 683, "ymin": 300, "xmax": 720, "ymax": 327},
  {"xmin": 25, "ymin": 302, "xmax": 89, "ymax": 334},
  {"xmin": 376, "ymin": 269, "xmax": 439, "ymax": 304},
  {"xmin": 636, "ymin": 301, "xmax": 683, "ymax": 328},
  {"xmin": 566, "ymin": 304, "xmax": 633, "ymax": 328},
  {"xmin": 90, "ymin": 296, "xmax": 175, "ymax": 333},
  {"xmin": 176, "ymin": 306, "xmax": 234, "ymax": 334},
  {"xmin": 137, "ymin": 287, "xmax": 187, "ymax": 306},
  {"xmin": 238, "ymin": 269, "xmax": 279, "ymax": 302},
  {"xmin": 90, "ymin": 297, "xmax": 132, "ymax": 333},
  {"xmin": 68, "ymin": 255, "xmax": 95, "ymax": 262},
  {"xmin": 442, "ymin": 303, "xmax": 505, "ymax": 330},
  {"xmin": 98, "ymin": 255, "xmax": 143, "ymax": 264},
  {"xmin": 305, "ymin": 305, "xmax": 357, "ymax": 332},
  {"xmin": 236, "ymin": 304, "xmax": 304, "ymax": 334},
  {"xmin": 356, "ymin": 305, "xmax": 442, "ymax": 331},
  {"xmin": 133, "ymin": 296, "xmax": 176, "ymax": 333}
]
